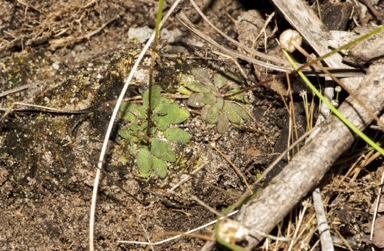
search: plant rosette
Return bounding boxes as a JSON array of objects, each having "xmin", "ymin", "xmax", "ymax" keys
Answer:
[
  {"xmin": 179, "ymin": 67, "xmax": 252, "ymax": 133},
  {"xmin": 118, "ymin": 85, "xmax": 191, "ymax": 178}
]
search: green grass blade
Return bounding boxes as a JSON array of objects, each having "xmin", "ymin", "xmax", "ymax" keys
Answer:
[{"xmin": 283, "ymin": 49, "xmax": 384, "ymax": 156}]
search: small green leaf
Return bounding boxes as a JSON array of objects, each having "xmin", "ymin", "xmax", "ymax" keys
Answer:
[
  {"xmin": 224, "ymin": 71, "xmax": 243, "ymax": 84},
  {"xmin": 201, "ymin": 104, "xmax": 219, "ymax": 125},
  {"xmin": 213, "ymin": 73, "xmax": 228, "ymax": 89},
  {"xmin": 223, "ymin": 101, "xmax": 243, "ymax": 124},
  {"xmin": 143, "ymin": 85, "xmax": 162, "ymax": 109},
  {"xmin": 191, "ymin": 67, "xmax": 212, "ymax": 84},
  {"xmin": 177, "ymin": 86, "xmax": 192, "ymax": 96},
  {"xmin": 155, "ymin": 117, "xmax": 172, "ymax": 131},
  {"xmin": 226, "ymin": 88, "xmax": 248, "ymax": 103},
  {"xmin": 148, "ymin": 126, "xmax": 157, "ymax": 136},
  {"xmin": 137, "ymin": 105, "xmax": 147, "ymax": 118},
  {"xmin": 151, "ymin": 138, "xmax": 176, "ymax": 162},
  {"xmin": 128, "ymin": 123, "xmax": 147, "ymax": 134},
  {"xmin": 202, "ymin": 92, "xmax": 217, "ymax": 105},
  {"xmin": 118, "ymin": 129, "xmax": 138, "ymax": 145},
  {"xmin": 167, "ymin": 103, "xmax": 190, "ymax": 124},
  {"xmin": 153, "ymin": 97, "xmax": 172, "ymax": 115},
  {"xmin": 217, "ymin": 97, "xmax": 224, "ymax": 110},
  {"xmin": 120, "ymin": 103, "xmax": 145, "ymax": 121},
  {"xmin": 217, "ymin": 111, "xmax": 230, "ymax": 133},
  {"xmin": 122, "ymin": 110, "xmax": 136, "ymax": 122},
  {"xmin": 164, "ymin": 128, "xmax": 191, "ymax": 143},
  {"xmin": 187, "ymin": 93, "xmax": 206, "ymax": 108},
  {"xmin": 118, "ymin": 129, "xmax": 132, "ymax": 139},
  {"xmin": 214, "ymin": 71, "xmax": 242, "ymax": 88},
  {"xmin": 233, "ymin": 102, "xmax": 252, "ymax": 123},
  {"xmin": 152, "ymin": 102, "xmax": 189, "ymax": 131},
  {"xmin": 181, "ymin": 75, "xmax": 210, "ymax": 93},
  {"xmin": 205, "ymin": 84, "xmax": 218, "ymax": 94},
  {"xmin": 137, "ymin": 149, "xmax": 152, "ymax": 177},
  {"xmin": 153, "ymin": 156, "xmax": 168, "ymax": 178},
  {"xmin": 119, "ymin": 102, "xmax": 130, "ymax": 115}
]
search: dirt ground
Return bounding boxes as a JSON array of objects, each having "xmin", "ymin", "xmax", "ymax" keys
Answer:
[{"xmin": 0, "ymin": 0, "xmax": 383, "ymax": 250}]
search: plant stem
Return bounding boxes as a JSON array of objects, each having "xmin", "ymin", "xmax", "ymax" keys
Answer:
[{"xmin": 146, "ymin": 0, "xmax": 165, "ymax": 138}]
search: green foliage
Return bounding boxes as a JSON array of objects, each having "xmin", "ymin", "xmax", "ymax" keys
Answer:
[
  {"xmin": 118, "ymin": 85, "xmax": 191, "ymax": 178},
  {"xmin": 150, "ymin": 138, "xmax": 176, "ymax": 162},
  {"xmin": 152, "ymin": 156, "xmax": 168, "ymax": 178},
  {"xmin": 180, "ymin": 67, "xmax": 252, "ymax": 133},
  {"xmin": 137, "ymin": 149, "xmax": 152, "ymax": 177},
  {"xmin": 164, "ymin": 128, "xmax": 191, "ymax": 143}
]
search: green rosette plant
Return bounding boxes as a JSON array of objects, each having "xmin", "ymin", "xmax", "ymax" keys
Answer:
[
  {"xmin": 119, "ymin": 85, "xmax": 190, "ymax": 178},
  {"xmin": 179, "ymin": 67, "xmax": 252, "ymax": 133}
]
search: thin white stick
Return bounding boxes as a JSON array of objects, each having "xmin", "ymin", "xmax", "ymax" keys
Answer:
[
  {"xmin": 309, "ymin": 82, "xmax": 334, "ymax": 251},
  {"xmin": 88, "ymin": 1, "xmax": 183, "ymax": 250},
  {"xmin": 169, "ymin": 163, "xmax": 206, "ymax": 192},
  {"xmin": 311, "ymin": 79, "xmax": 335, "ymax": 251},
  {"xmin": 313, "ymin": 188, "xmax": 334, "ymax": 251},
  {"xmin": 370, "ymin": 171, "xmax": 384, "ymax": 240}
]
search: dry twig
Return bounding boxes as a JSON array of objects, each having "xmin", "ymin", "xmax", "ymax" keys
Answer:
[{"xmin": 237, "ymin": 65, "xmax": 384, "ymax": 249}]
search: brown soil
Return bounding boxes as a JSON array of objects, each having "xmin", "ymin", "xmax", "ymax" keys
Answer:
[{"xmin": 0, "ymin": 0, "xmax": 383, "ymax": 250}]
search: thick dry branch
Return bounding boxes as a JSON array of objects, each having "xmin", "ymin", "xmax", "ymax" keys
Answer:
[{"xmin": 238, "ymin": 65, "xmax": 384, "ymax": 248}]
